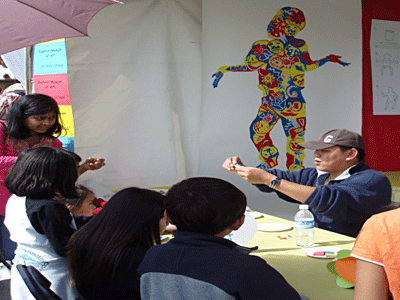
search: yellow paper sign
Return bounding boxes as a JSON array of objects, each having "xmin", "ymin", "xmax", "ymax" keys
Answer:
[{"xmin": 59, "ymin": 105, "xmax": 75, "ymax": 137}]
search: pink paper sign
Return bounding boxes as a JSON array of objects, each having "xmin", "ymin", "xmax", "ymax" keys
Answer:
[{"xmin": 34, "ymin": 74, "xmax": 71, "ymax": 105}]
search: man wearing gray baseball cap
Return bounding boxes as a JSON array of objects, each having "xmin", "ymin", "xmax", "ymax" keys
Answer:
[{"xmin": 222, "ymin": 129, "xmax": 392, "ymax": 237}]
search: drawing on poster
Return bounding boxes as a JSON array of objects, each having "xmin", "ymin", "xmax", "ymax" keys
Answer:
[
  {"xmin": 382, "ymin": 87, "xmax": 398, "ymax": 110},
  {"xmin": 212, "ymin": 7, "xmax": 349, "ymax": 171},
  {"xmin": 376, "ymin": 53, "xmax": 399, "ymax": 76},
  {"xmin": 376, "ymin": 30, "xmax": 400, "ymax": 49},
  {"xmin": 372, "ymin": 20, "xmax": 400, "ymax": 115}
]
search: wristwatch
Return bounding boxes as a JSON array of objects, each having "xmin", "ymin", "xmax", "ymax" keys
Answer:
[{"xmin": 269, "ymin": 177, "xmax": 282, "ymax": 189}]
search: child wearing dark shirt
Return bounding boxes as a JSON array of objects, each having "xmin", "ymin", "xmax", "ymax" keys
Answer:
[
  {"xmin": 138, "ymin": 177, "xmax": 302, "ymax": 300},
  {"xmin": 4, "ymin": 147, "xmax": 86, "ymax": 300}
]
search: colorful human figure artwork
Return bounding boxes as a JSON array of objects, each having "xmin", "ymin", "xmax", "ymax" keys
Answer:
[{"xmin": 212, "ymin": 7, "xmax": 349, "ymax": 171}]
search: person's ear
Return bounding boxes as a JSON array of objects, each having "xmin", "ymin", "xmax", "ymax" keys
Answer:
[
  {"xmin": 231, "ymin": 214, "xmax": 245, "ymax": 231},
  {"xmin": 66, "ymin": 205, "xmax": 75, "ymax": 213},
  {"xmin": 346, "ymin": 148, "xmax": 358, "ymax": 161}
]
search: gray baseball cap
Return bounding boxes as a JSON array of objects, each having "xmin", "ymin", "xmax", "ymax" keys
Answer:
[{"xmin": 298, "ymin": 129, "xmax": 365, "ymax": 150}]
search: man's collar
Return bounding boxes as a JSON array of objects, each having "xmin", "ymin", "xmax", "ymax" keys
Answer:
[{"xmin": 317, "ymin": 162, "xmax": 361, "ymax": 181}]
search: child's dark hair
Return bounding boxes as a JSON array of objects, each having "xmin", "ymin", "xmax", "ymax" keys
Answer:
[
  {"xmin": 5, "ymin": 147, "xmax": 81, "ymax": 200},
  {"xmin": 6, "ymin": 93, "xmax": 62, "ymax": 139},
  {"xmin": 67, "ymin": 187, "xmax": 165, "ymax": 298},
  {"xmin": 59, "ymin": 184, "xmax": 94, "ymax": 208},
  {"xmin": 165, "ymin": 177, "xmax": 247, "ymax": 235},
  {"xmin": 63, "ymin": 185, "xmax": 95, "ymax": 208}
]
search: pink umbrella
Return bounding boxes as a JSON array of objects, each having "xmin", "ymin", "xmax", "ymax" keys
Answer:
[{"xmin": 0, "ymin": 0, "xmax": 122, "ymax": 56}]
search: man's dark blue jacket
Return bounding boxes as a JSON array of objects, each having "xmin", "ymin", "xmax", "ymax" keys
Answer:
[{"xmin": 255, "ymin": 161, "xmax": 392, "ymax": 237}]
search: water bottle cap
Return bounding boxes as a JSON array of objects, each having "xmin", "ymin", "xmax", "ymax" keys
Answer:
[{"xmin": 299, "ymin": 204, "xmax": 309, "ymax": 210}]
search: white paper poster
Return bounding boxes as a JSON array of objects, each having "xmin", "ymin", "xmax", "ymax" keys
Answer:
[
  {"xmin": 1, "ymin": 48, "xmax": 26, "ymax": 87},
  {"xmin": 371, "ymin": 19, "xmax": 400, "ymax": 115}
]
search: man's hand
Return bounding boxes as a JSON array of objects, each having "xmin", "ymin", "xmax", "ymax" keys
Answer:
[
  {"xmin": 222, "ymin": 156, "xmax": 245, "ymax": 171},
  {"xmin": 235, "ymin": 166, "xmax": 271, "ymax": 185},
  {"xmin": 223, "ymin": 156, "xmax": 272, "ymax": 184}
]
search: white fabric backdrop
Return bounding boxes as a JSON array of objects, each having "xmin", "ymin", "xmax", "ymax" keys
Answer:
[{"xmin": 67, "ymin": 0, "xmax": 202, "ymax": 190}]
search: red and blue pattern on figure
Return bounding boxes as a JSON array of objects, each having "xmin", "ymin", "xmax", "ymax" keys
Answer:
[{"xmin": 213, "ymin": 6, "xmax": 350, "ymax": 171}]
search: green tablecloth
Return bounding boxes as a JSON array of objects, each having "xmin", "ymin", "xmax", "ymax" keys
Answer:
[{"xmin": 245, "ymin": 213, "xmax": 355, "ymax": 300}]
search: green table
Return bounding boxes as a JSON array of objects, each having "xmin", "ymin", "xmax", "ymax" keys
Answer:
[{"xmin": 245, "ymin": 213, "xmax": 355, "ymax": 300}]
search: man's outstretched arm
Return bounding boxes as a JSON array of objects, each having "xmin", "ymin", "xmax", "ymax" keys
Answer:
[{"xmin": 222, "ymin": 156, "xmax": 316, "ymax": 203}]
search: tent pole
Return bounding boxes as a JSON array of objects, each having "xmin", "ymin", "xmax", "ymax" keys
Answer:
[{"xmin": 25, "ymin": 46, "xmax": 33, "ymax": 93}]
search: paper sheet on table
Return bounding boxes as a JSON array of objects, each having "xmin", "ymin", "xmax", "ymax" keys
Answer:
[{"xmin": 225, "ymin": 212, "xmax": 257, "ymax": 245}]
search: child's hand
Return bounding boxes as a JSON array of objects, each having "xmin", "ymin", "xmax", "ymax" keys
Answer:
[
  {"xmin": 83, "ymin": 158, "xmax": 106, "ymax": 170},
  {"xmin": 78, "ymin": 158, "xmax": 106, "ymax": 175}
]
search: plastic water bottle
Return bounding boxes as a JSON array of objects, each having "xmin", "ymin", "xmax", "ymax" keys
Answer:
[{"xmin": 295, "ymin": 204, "xmax": 314, "ymax": 247}]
